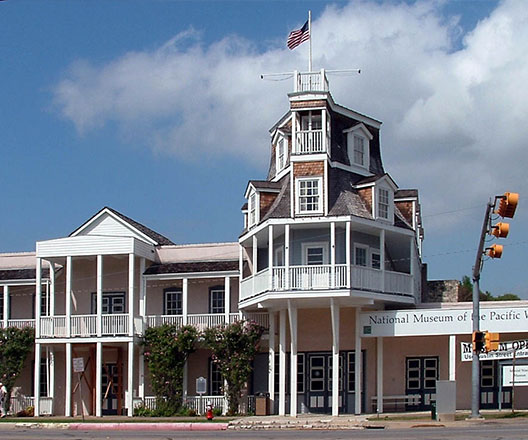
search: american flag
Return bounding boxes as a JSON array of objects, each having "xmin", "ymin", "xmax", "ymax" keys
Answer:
[{"xmin": 287, "ymin": 20, "xmax": 310, "ymax": 50}]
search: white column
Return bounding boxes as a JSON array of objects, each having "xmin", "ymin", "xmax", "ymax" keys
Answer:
[
  {"xmin": 182, "ymin": 362, "xmax": 188, "ymax": 400},
  {"xmin": 35, "ymin": 258, "xmax": 42, "ymax": 338},
  {"xmin": 288, "ymin": 300, "xmax": 297, "ymax": 417},
  {"xmin": 354, "ymin": 307, "xmax": 362, "ymax": 414},
  {"xmin": 252, "ymin": 235, "xmax": 258, "ymax": 294},
  {"xmin": 376, "ymin": 337, "xmax": 383, "ymax": 414},
  {"xmin": 97, "ymin": 255, "xmax": 103, "ymax": 337},
  {"xmin": 410, "ymin": 237, "xmax": 416, "ymax": 298},
  {"xmin": 380, "ymin": 230, "xmax": 386, "ymax": 292},
  {"xmin": 268, "ymin": 311, "xmax": 276, "ymax": 413},
  {"xmin": 346, "ymin": 222, "xmax": 351, "ymax": 288},
  {"xmin": 49, "ymin": 348, "xmax": 55, "ymax": 414},
  {"xmin": 182, "ymin": 278, "xmax": 188, "ymax": 325},
  {"xmin": 449, "ymin": 335, "xmax": 456, "ymax": 381},
  {"xmin": 138, "ymin": 351, "xmax": 145, "ymax": 401},
  {"xmin": 128, "ymin": 254, "xmax": 135, "ymax": 337},
  {"xmin": 268, "ymin": 225, "xmax": 274, "ymax": 291},
  {"xmin": 278, "ymin": 309, "xmax": 286, "ymax": 416},
  {"xmin": 285, "ymin": 225, "xmax": 290, "ymax": 289},
  {"xmin": 330, "ymin": 222, "xmax": 336, "ymax": 289},
  {"xmin": 330, "ymin": 299, "xmax": 340, "ymax": 416},
  {"xmin": 139, "ymin": 258, "xmax": 146, "ymax": 317},
  {"xmin": 3, "ymin": 285, "xmax": 9, "ymax": 328},
  {"xmin": 127, "ymin": 341, "xmax": 134, "ymax": 416},
  {"xmin": 65, "ymin": 342, "xmax": 72, "ymax": 417},
  {"xmin": 96, "ymin": 341, "xmax": 102, "ymax": 417},
  {"xmin": 49, "ymin": 262, "xmax": 55, "ymax": 316},
  {"xmin": 224, "ymin": 276, "xmax": 231, "ymax": 323},
  {"xmin": 34, "ymin": 342, "xmax": 41, "ymax": 417},
  {"xmin": 66, "ymin": 256, "xmax": 72, "ymax": 338},
  {"xmin": 239, "ymin": 245, "xmax": 244, "ymax": 280}
]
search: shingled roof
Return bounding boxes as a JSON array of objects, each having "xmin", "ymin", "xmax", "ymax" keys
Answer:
[
  {"xmin": 0, "ymin": 268, "xmax": 50, "ymax": 281},
  {"xmin": 144, "ymin": 260, "xmax": 239, "ymax": 275}
]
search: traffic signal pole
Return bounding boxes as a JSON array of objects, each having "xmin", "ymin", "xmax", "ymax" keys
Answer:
[{"xmin": 471, "ymin": 199, "xmax": 493, "ymax": 419}]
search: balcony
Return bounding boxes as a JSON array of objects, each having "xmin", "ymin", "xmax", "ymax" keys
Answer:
[
  {"xmin": 39, "ymin": 312, "xmax": 270, "ymax": 338},
  {"xmin": 294, "ymin": 129, "xmax": 326, "ymax": 155},
  {"xmin": 295, "ymin": 71, "xmax": 329, "ymax": 93},
  {"xmin": 0, "ymin": 319, "xmax": 35, "ymax": 329},
  {"xmin": 240, "ymin": 264, "xmax": 414, "ymax": 302}
]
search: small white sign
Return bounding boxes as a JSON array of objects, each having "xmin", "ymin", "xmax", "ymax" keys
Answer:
[
  {"xmin": 196, "ymin": 376, "xmax": 207, "ymax": 395},
  {"xmin": 73, "ymin": 357, "xmax": 85, "ymax": 373},
  {"xmin": 503, "ymin": 365, "xmax": 528, "ymax": 387}
]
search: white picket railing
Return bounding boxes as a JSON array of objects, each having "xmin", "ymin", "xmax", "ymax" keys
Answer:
[
  {"xmin": 102, "ymin": 313, "xmax": 129, "ymax": 335},
  {"xmin": 2, "ymin": 319, "xmax": 36, "ymax": 329},
  {"xmin": 184, "ymin": 395, "xmax": 226, "ymax": 415},
  {"xmin": 351, "ymin": 266, "xmax": 383, "ymax": 292},
  {"xmin": 188, "ymin": 314, "xmax": 225, "ymax": 332},
  {"xmin": 296, "ymin": 71, "xmax": 328, "ymax": 92},
  {"xmin": 71, "ymin": 315, "xmax": 97, "ymax": 337},
  {"xmin": 147, "ymin": 315, "xmax": 184, "ymax": 328},
  {"xmin": 295, "ymin": 130, "xmax": 325, "ymax": 154},
  {"xmin": 40, "ymin": 316, "xmax": 67, "ymax": 337}
]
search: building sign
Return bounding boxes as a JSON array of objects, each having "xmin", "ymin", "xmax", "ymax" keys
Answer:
[
  {"xmin": 460, "ymin": 339, "xmax": 528, "ymax": 362},
  {"xmin": 360, "ymin": 306, "xmax": 528, "ymax": 337},
  {"xmin": 196, "ymin": 376, "xmax": 207, "ymax": 395},
  {"xmin": 503, "ymin": 365, "xmax": 528, "ymax": 387},
  {"xmin": 73, "ymin": 357, "xmax": 85, "ymax": 373}
]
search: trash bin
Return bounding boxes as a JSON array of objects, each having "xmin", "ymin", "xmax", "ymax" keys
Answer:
[
  {"xmin": 255, "ymin": 392, "xmax": 270, "ymax": 416},
  {"xmin": 431, "ymin": 400, "xmax": 436, "ymax": 420}
]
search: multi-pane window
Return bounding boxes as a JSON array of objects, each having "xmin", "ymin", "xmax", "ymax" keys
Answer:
[
  {"xmin": 371, "ymin": 252, "xmax": 381, "ymax": 270},
  {"xmin": 277, "ymin": 138, "xmax": 286, "ymax": 171},
  {"xmin": 209, "ymin": 287, "xmax": 225, "ymax": 314},
  {"xmin": 91, "ymin": 292, "xmax": 126, "ymax": 314},
  {"xmin": 306, "ymin": 247, "xmax": 324, "ymax": 265},
  {"xmin": 353, "ymin": 135, "xmax": 365, "ymax": 166},
  {"xmin": 406, "ymin": 358, "xmax": 421, "ymax": 390},
  {"xmin": 298, "ymin": 178, "xmax": 321, "ymax": 213},
  {"xmin": 164, "ymin": 290, "xmax": 182, "ymax": 315},
  {"xmin": 347, "ymin": 352, "xmax": 356, "ymax": 392},
  {"xmin": 355, "ymin": 246, "xmax": 368, "ymax": 267},
  {"xmin": 481, "ymin": 360, "xmax": 494, "ymax": 388},
  {"xmin": 209, "ymin": 359, "xmax": 223, "ymax": 396},
  {"xmin": 297, "ymin": 353, "xmax": 305, "ymax": 393},
  {"xmin": 378, "ymin": 188, "xmax": 390, "ymax": 219},
  {"xmin": 249, "ymin": 193, "xmax": 256, "ymax": 226}
]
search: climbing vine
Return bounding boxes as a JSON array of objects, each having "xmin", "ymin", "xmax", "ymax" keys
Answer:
[
  {"xmin": 142, "ymin": 324, "xmax": 198, "ymax": 415},
  {"xmin": 203, "ymin": 320, "xmax": 264, "ymax": 415}
]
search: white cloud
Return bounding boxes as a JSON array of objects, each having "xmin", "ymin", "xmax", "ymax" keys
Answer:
[{"xmin": 53, "ymin": 0, "xmax": 528, "ymax": 227}]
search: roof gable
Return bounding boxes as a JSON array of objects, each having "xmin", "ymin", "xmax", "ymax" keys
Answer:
[{"xmin": 69, "ymin": 207, "xmax": 174, "ymax": 246}]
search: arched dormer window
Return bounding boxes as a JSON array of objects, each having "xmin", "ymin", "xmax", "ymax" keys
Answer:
[{"xmin": 343, "ymin": 123, "xmax": 373, "ymax": 174}]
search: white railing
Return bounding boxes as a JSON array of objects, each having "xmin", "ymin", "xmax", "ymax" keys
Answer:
[
  {"xmin": 385, "ymin": 271, "xmax": 413, "ymax": 295},
  {"xmin": 102, "ymin": 313, "xmax": 129, "ymax": 335},
  {"xmin": 40, "ymin": 316, "xmax": 67, "ymax": 337},
  {"xmin": 295, "ymin": 130, "xmax": 325, "ymax": 154},
  {"xmin": 334, "ymin": 264, "xmax": 347, "ymax": 287},
  {"xmin": 147, "ymin": 315, "xmax": 184, "ymax": 328},
  {"xmin": 188, "ymin": 314, "xmax": 225, "ymax": 332},
  {"xmin": 296, "ymin": 71, "xmax": 328, "ymax": 92},
  {"xmin": 240, "ymin": 277, "xmax": 253, "ymax": 301},
  {"xmin": 272, "ymin": 267, "xmax": 286, "ymax": 290},
  {"xmin": 351, "ymin": 266, "xmax": 383, "ymax": 292},
  {"xmin": 290, "ymin": 264, "xmax": 331, "ymax": 289},
  {"xmin": 71, "ymin": 315, "xmax": 97, "ymax": 337},
  {"xmin": 4, "ymin": 319, "xmax": 35, "ymax": 329},
  {"xmin": 184, "ymin": 395, "xmax": 226, "ymax": 415},
  {"xmin": 244, "ymin": 312, "xmax": 270, "ymax": 328},
  {"xmin": 254, "ymin": 268, "xmax": 270, "ymax": 295},
  {"xmin": 9, "ymin": 395, "xmax": 33, "ymax": 415},
  {"xmin": 133, "ymin": 396, "xmax": 157, "ymax": 410}
]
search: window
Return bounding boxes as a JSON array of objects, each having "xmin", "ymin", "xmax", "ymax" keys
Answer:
[
  {"xmin": 297, "ymin": 178, "xmax": 323, "ymax": 214},
  {"xmin": 91, "ymin": 292, "xmax": 126, "ymax": 314},
  {"xmin": 347, "ymin": 352, "xmax": 356, "ymax": 392},
  {"xmin": 301, "ymin": 112, "xmax": 322, "ymax": 130},
  {"xmin": 276, "ymin": 138, "xmax": 287, "ymax": 171},
  {"xmin": 209, "ymin": 287, "xmax": 225, "ymax": 314},
  {"xmin": 209, "ymin": 359, "xmax": 223, "ymax": 396},
  {"xmin": 371, "ymin": 251, "xmax": 381, "ymax": 270},
  {"xmin": 164, "ymin": 289, "xmax": 182, "ymax": 315},
  {"xmin": 275, "ymin": 246, "xmax": 284, "ymax": 266},
  {"xmin": 378, "ymin": 188, "xmax": 390, "ymax": 219},
  {"xmin": 353, "ymin": 135, "xmax": 365, "ymax": 166},
  {"xmin": 297, "ymin": 353, "xmax": 305, "ymax": 393},
  {"xmin": 249, "ymin": 192, "xmax": 257, "ymax": 227},
  {"xmin": 354, "ymin": 245, "xmax": 368, "ymax": 267},
  {"xmin": 302, "ymin": 243, "xmax": 328, "ymax": 265}
]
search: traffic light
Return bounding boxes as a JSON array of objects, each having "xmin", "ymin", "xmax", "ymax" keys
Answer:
[
  {"xmin": 472, "ymin": 331, "xmax": 485, "ymax": 352},
  {"xmin": 484, "ymin": 332, "xmax": 500, "ymax": 352},
  {"xmin": 491, "ymin": 222, "xmax": 509, "ymax": 238},
  {"xmin": 496, "ymin": 192, "xmax": 519, "ymax": 218},
  {"xmin": 486, "ymin": 244, "xmax": 503, "ymax": 259}
]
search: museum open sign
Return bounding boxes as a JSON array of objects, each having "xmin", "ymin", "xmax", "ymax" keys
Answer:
[{"xmin": 460, "ymin": 339, "xmax": 528, "ymax": 362}]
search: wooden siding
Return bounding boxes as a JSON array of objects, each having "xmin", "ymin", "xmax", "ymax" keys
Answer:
[
  {"xmin": 79, "ymin": 213, "xmax": 155, "ymax": 245},
  {"xmin": 290, "ymin": 100, "xmax": 327, "ymax": 110},
  {"xmin": 357, "ymin": 187, "xmax": 373, "ymax": 216}
]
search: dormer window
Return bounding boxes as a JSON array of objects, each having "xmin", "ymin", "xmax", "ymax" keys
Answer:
[
  {"xmin": 353, "ymin": 135, "xmax": 365, "ymax": 166},
  {"xmin": 378, "ymin": 188, "xmax": 389, "ymax": 219},
  {"xmin": 276, "ymin": 137, "xmax": 287, "ymax": 172},
  {"xmin": 344, "ymin": 123, "xmax": 373, "ymax": 174},
  {"xmin": 248, "ymin": 192, "xmax": 258, "ymax": 227}
]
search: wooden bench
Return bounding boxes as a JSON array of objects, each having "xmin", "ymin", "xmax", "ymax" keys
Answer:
[{"xmin": 371, "ymin": 394, "xmax": 421, "ymax": 412}]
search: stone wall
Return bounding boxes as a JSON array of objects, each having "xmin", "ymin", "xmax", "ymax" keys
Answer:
[{"xmin": 424, "ymin": 280, "xmax": 460, "ymax": 303}]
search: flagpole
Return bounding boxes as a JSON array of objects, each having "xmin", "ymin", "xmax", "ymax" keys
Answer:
[{"xmin": 308, "ymin": 10, "xmax": 312, "ymax": 72}]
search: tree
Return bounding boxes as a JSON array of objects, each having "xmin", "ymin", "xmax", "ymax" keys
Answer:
[
  {"xmin": 0, "ymin": 326, "xmax": 35, "ymax": 410},
  {"xmin": 142, "ymin": 324, "xmax": 198, "ymax": 415},
  {"xmin": 458, "ymin": 276, "xmax": 520, "ymax": 302},
  {"xmin": 203, "ymin": 320, "xmax": 264, "ymax": 415}
]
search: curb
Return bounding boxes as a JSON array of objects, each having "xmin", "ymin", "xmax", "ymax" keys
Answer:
[{"xmin": 68, "ymin": 422, "xmax": 228, "ymax": 431}]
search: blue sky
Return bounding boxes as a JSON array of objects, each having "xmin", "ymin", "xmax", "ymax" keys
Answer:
[{"xmin": 2, "ymin": 0, "xmax": 528, "ymax": 297}]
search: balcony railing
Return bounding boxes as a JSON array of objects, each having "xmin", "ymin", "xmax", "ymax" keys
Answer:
[
  {"xmin": 0, "ymin": 319, "xmax": 36, "ymax": 329},
  {"xmin": 40, "ymin": 314, "xmax": 129, "ymax": 338},
  {"xmin": 294, "ymin": 129, "xmax": 325, "ymax": 154},
  {"xmin": 295, "ymin": 71, "xmax": 329, "ymax": 93},
  {"xmin": 145, "ymin": 312, "xmax": 269, "ymax": 331},
  {"xmin": 241, "ymin": 264, "xmax": 414, "ymax": 301}
]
